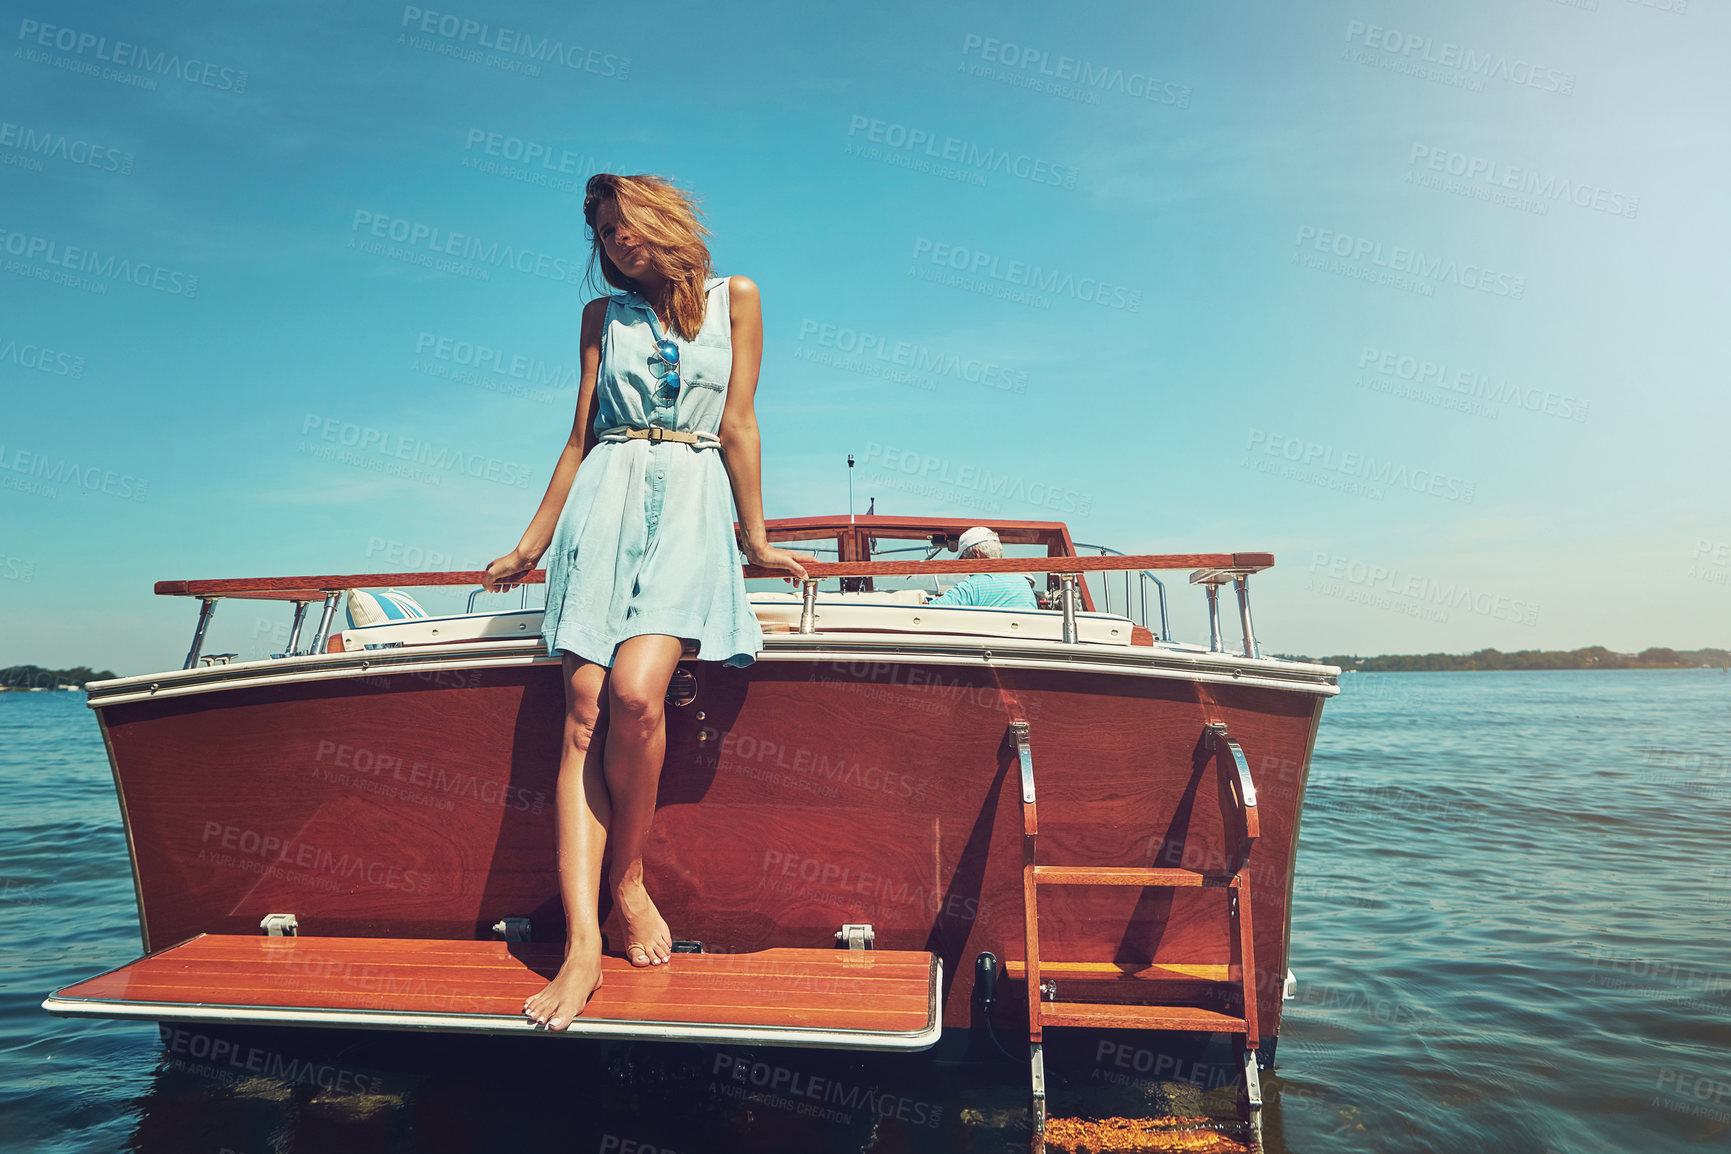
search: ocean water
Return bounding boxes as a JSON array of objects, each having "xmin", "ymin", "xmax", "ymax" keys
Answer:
[{"xmin": 1, "ymin": 670, "xmax": 1726, "ymax": 1153}]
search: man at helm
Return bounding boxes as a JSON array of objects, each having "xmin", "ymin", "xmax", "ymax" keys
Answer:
[{"xmin": 929, "ymin": 526, "xmax": 1039, "ymax": 609}]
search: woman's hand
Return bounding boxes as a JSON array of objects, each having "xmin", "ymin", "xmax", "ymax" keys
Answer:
[
  {"xmin": 483, "ymin": 548, "xmax": 539, "ymax": 593},
  {"xmin": 743, "ymin": 541, "xmax": 820, "ymax": 583}
]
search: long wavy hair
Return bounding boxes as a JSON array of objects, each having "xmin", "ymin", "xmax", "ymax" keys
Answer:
[{"xmin": 582, "ymin": 174, "xmax": 713, "ymax": 340}]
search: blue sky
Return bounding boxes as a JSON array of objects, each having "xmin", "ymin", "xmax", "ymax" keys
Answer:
[{"xmin": 2, "ymin": 0, "xmax": 1726, "ymax": 675}]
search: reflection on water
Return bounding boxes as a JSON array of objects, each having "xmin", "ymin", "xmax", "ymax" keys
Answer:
[
  {"xmin": 119, "ymin": 1025, "xmax": 1255, "ymax": 1153},
  {"xmin": 5, "ymin": 671, "xmax": 1730, "ymax": 1152}
]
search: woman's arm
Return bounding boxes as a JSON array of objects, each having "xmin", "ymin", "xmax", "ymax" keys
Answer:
[
  {"xmin": 483, "ymin": 297, "xmax": 607, "ymax": 592},
  {"xmin": 718, "ymin": 276, "xmax": 815, "ymax": 580}
]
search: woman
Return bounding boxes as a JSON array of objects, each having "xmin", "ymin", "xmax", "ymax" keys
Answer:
[{"xmin": 482, "ymin": 174, "xmax": 815, "ymax": 1031}]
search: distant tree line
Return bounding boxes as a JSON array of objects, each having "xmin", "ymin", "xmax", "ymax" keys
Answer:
[
  {"xmin": 0, "ymin": 665, "xmax": 117, "ymax": 690},
  {"xmin": 1298, "ymin": 646, "xmax": 1731, "ymax": 672}
]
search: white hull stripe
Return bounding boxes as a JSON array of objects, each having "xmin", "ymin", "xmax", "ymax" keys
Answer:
[{"xmin": 84, "ymin": 637, "xmax": 1339, "ymax": 707}]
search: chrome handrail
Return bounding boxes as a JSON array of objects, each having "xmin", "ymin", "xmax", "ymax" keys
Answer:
[
  {"xmin": 466, "ymin": 584, "xmax": 532, "ymax": 614},
  {"xmin": 1072, "ymin": 543, "xmax": 1171, "ymax": 642}
]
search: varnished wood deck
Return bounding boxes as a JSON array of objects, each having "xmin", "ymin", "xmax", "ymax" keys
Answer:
[{"xmin": 45, "ymin": 935, "xmax": 942, "ymax": 1050}]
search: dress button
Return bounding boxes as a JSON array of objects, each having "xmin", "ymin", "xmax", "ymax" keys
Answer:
[{"xmin": 657, "ymin": 472, "xmax": 665, "ymax": 479}]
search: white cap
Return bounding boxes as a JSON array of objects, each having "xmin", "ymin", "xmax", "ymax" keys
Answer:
[{"xmin": 956, "ymin": 526, "xmax": 998, "ymax": 554}]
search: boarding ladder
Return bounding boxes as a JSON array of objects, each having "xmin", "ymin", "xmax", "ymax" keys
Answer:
[{"xmin": 1006, "ymin": 719, "xmax": 1264, "ymax": 1143}]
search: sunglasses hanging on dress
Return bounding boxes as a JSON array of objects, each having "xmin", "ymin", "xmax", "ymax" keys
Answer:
[{"xmin": 643, "ymin": 306, "xmax": 681, "ymax": 405}]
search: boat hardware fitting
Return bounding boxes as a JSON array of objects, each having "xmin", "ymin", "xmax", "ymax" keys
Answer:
[
  {"xmin": 259, "ymin": 913, "xmax": 299, "ymax": 937},
  {"xmin": 1012, "ymin": 721, "xmax": 1035, "ymax": 805},
  {"xmin": 305, "ymin": 591, "xmax": 342, "ymax": 656},
  {"xmin": 1240, "ymin": 1046, "xmax": 1264, "ymax": 1141},
  {"xmin": 1205, "ymin": 581, "xmax": 1224, "ymax": 652},
  {"xmin": 798, "ymin": 578, "xmax": 819, "ymax": 634},
  {"xmin": 1059, "ymin": 573, "xmax": 1079, "ymax": 643},
  {"xmin": 974, "ymin": 952, "xmax": 998, "ymax": 1006},
  {"xmin": 1030, "ymin": 1041, "xmax": 1047, "ymax": 1133},
  {"xmin": 282, "ymin": 598, "xmax": 311, "ymax": 657},
  {"xmin": 1189, "ymin": 567, "xmax": 1261, "ymax": 657},
  {"xmin": 1205, "ymin": 722, "xmax": 1258, "ymax": 809},
  {"xmin": 491, "ymin": 918, "xmax": 531, "ymax": 942},
  {"xmin": 835, "ymin": 924, "xmax": 875, "ymax": 950},
  {"xmin": 1234, "ymin": 574, "xmax": 1261, "ymax": 659},
  {"xmin": 665, "ymin": 667, "xmax": 698, "ymax": 706},
  {"xmin": 182, "ymin": 597, "xmax": 220, "ymax": 669}
]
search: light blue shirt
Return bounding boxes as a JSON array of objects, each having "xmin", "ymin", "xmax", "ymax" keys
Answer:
[{"xmin": 930, "ymin": 571, "xmax": 1039, "ymax": 609}]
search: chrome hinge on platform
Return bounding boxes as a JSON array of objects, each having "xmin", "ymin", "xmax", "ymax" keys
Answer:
[
  {"xmin": 259, "ymin": 913, "xmax": 299, "ymax": 937},
  {"xmin": 835, "ymin": 924, "xmax": 875, "ymax": 950}
]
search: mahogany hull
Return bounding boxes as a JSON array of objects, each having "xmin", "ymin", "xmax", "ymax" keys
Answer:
[{"xmin": 94, "ymin": 648, "xmax": 1326, "ymax": 1038}]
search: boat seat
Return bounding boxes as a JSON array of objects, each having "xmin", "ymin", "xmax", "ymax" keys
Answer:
[
  {"xmin": 747, "ymin": 596, "xmax": 1140, "ymax": 646},
  {"xmin": 43, "ymin": 934, "xmax": 942, "ymax": 1050},
  {"xmin": 333, "ymin": 609, "xmax": 545, "ymax": 652}
]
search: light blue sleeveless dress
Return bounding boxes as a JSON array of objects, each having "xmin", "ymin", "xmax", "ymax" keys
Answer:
[{"xmin": 541, "ymin": 277, "xmax": 763, "ymax": 668}]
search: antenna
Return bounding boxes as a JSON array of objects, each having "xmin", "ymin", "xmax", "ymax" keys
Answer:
[{"xmin": 847, "ymin": 454, "xmax": 855, "ymax": 524}]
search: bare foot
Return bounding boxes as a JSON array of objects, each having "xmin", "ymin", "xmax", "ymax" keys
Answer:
[
  {"xmin": 613, "ymin": 872, "xmax": 672, "ymax": 966},
  {"xmin": 522, "ymin": 938, "xmax": 602, "ymax": 1030}
]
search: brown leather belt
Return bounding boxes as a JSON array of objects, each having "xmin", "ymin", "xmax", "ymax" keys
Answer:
[{"xmin": 598, "ymin": 426, "xmax": 719, "ymax": 447}]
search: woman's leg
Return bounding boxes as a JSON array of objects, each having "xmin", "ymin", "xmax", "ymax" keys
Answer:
[
  {"xmin": 522, "ymin": 653, "xmax": 611, "ymax": 1030},
  {"xmin": 602, "ymin": 633, "xmax": 684, "ymax": 966}
]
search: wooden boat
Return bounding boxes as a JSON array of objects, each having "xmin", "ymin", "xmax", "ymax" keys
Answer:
[{"xmin": 45, "ymin": 515, "xmax": 1338, "ymax": 1141}]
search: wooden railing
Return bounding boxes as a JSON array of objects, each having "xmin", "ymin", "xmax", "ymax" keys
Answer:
[
  {"xmin": 153, "ymin": 553, "xmax": 1275, "ymax": 600},
  {"xmin": 156, "ymin": 553, "xmax": 1277, "ymax": 669}
]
